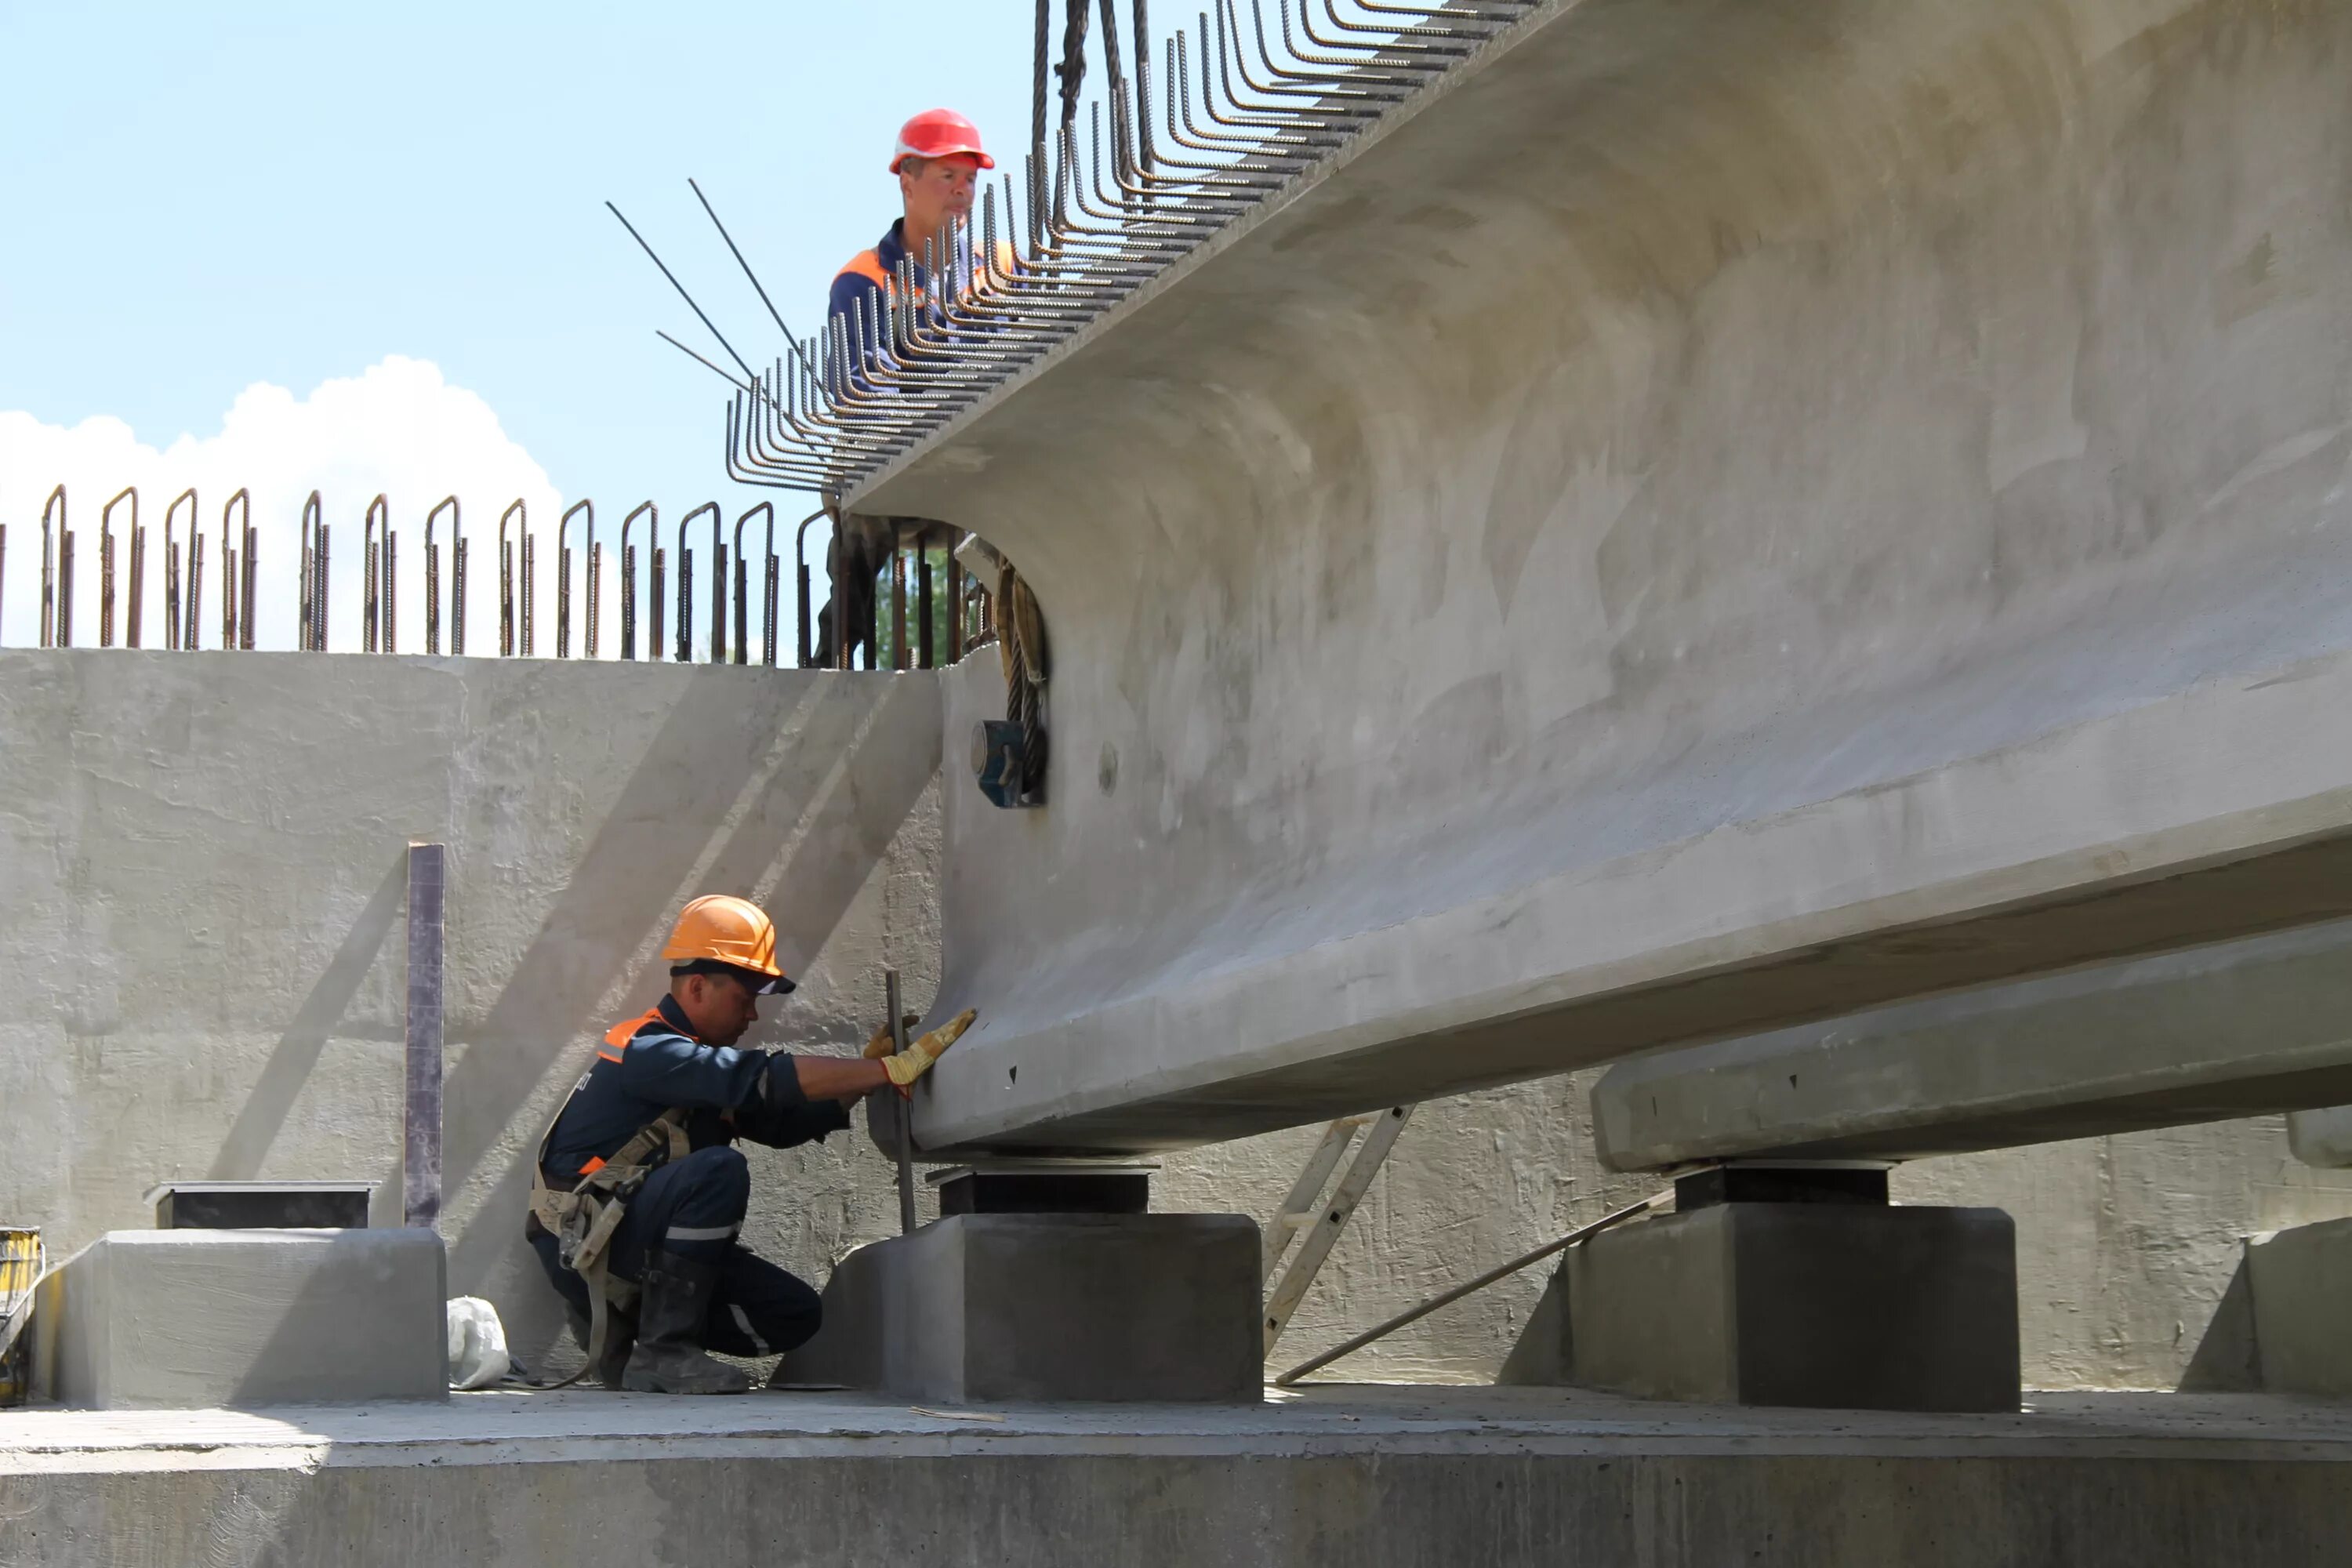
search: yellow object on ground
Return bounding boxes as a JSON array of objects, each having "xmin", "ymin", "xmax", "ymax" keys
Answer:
[{"xmin": 0, "ymin": 1228, "xmax": 42, "ymax": 1408}]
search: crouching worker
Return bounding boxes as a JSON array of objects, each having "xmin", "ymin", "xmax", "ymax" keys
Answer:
[{"xmin": 525, "ymin": 893, "xmax": 976, "ymax": 1394}]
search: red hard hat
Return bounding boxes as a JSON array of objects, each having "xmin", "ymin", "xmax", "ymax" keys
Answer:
[{"xmin": 891, "ymin": 108, "xmax": 994, "ymax": 173}]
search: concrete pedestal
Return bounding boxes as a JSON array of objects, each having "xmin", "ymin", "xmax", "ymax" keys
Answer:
[
  {"xmin": 778, "ymin": 1213, "xmax": 1261, "ymax": 1403},
  {"xmin": 2247, "ymin": 1217, "xmax": 2352, "ymax": 1397},
  {"xmin": 1535, "ymin": 1203, "xmax": 2020, "ymax": 1412},
  {"xmin": 34, "ymin": 1229, "xmax": 448, "ymax": 1409}
]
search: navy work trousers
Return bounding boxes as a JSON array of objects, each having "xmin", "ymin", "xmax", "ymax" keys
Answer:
[{"xmin": 532, "ymin": 1145, "xmax": 823, "ymax": 1359}]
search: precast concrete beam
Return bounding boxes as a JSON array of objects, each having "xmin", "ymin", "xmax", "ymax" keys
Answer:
[
  {"xmin": 1592, "ymin": 920, "xmax": 2352, "ymax": 1171},
  {"xmin": 859, "ymin": 0, "xmax": 2352, "ymax": 1154}
]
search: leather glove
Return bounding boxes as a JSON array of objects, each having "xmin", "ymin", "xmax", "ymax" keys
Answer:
[
  {"xmin": 863, "ymin": 1014, "xmax": 922, "ymax": 1061},
  {"xmin": 880, "ymin": 1009, "xmax": 978, "ymax": 1096}
]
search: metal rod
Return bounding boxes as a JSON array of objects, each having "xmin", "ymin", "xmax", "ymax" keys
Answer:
[
  {"xmin": 918, "ymin": 527, "xmax": 935, "ymax": 669},
  {"xmin": 164, "ymin": 489, "xmax": 197, "ymax": 652},
  {"xmin": 561, "ymin": 499, "xmax": 593, "ymax": 659},
  {"xmin": 891, "ymin": 524, "xmax": 907, "ymax": 670},
  {"xmin": 887, "ymin": 968, "xmax": 917, "ymax": 1236},
  {"xmin": 403, "ymin": 842, "xmax": 447, "ymax": 1232},
  {"xmin": 101, "ymin": 487, "xmax": 134, "ymax": 649},
  {"xmin": 1271, "ymin": 1192, "xmax": 1672, "ymax": 1388},
  {"xmin": 499, "ymin": 500, "xmax": 523, "ymax": 658},
  {"xmin": 40, "ymin": 486, "xmax": 62, "ymax": 648}
]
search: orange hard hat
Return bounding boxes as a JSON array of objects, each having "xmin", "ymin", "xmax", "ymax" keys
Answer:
[
  {"xmin": 891, "ymin": 107, "xmax": 994, "ymax": 174},
  {"xmin": 662, "ymin": 895, "xmax": 795, "ymax": 994}
]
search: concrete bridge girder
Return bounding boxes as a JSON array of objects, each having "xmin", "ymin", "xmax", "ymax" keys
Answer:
[{"xmin": 858, "ymin": 0, "xmax": 2352, "ymax": 1154}]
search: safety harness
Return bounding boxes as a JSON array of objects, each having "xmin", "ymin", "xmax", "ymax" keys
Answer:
[{"xmin": 525, "ymin": 1030, "xmax": 692, "ymax": 1390}]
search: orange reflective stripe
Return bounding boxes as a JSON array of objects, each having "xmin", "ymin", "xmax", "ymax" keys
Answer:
[
  {"xmin": 596, "ymin": 1047, "xmax": 625, "ymax": 1064},
  {"xmin": 579, "ymin": 1156, "xmax": 606, "ymax": 1176},
  {"xmin": 836, "ymin": 250, "xmax": 893, "ymax": 291},
  {"xmin": 603, "ymin": 1007, "xmax": 663, "ymax": 1051}
]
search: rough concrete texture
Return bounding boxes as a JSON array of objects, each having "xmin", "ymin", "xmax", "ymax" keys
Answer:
[
  {"xmin": 1592, "ymin": 920, "xmax": 2352, "ymax": 1169},
  {"xmin": 1552, "ymin": 1205, "xmax": 2021, "ymax": 1411},
  {"xmin": 0, "ymin": 650, "xmax": 943, "ymax": 1374},
  {"xmin": 2287, "ymin": 1105, "xmax": 2352, "ymax": 1167},
  {"xmin": 3, "ymin": 649, "xmax": 2345, "ymax": 1396},
  {"xmin": 868, "ymin": 0, "xmax": 2352, "ymax": 1155},
  {"xmin": 6, "ymin": 1388, "xmax": 2352, "ymax": 1567},
  {"xmin": 2245, "ymin": 1218, "xmax": 2352, "ymax": 1398},
  {"xmin": 779, "ymin": 1214, "xmax": 1261, "ymax": 1403},
  {"xmin": 31, "ymin": 1229, "xmax": 446, "ymax": 1409}
]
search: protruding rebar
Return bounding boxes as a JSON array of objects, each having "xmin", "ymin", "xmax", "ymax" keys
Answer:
[
  {"xmin": 40, "ymin": 487, "xmax": 63, "ymax": 648},
  {"xmin": 383, "ymin": 501, "xmax": 399, "ymax": 655},
  {"xmin": 164, "ymin": 489, "xmax": 197, "ymax": 652},
  {"xmin": 794, "ymin": 510, "xmax": 823, "ymax": 669},
  {"xmin": 364, "ymin": 495, "xmax": 389, "ymax": 653},
  {"xmin": 677, "ymin": 503, "xmax": 718, "ymax": 664},
  {"xmin": 299, "ymin": 491, "xmax": 318, "ymax": 652},
  {"xmin": 563, "ymin": 499, "xmax": 593, "ymax": 660},
  {"xmin": 302, "ymin": 491, "xmax": 328, "ymax": 652},
  {"xmin": 101, "ymin": 487, "xmax": 135, "ymax": 649},
  {"xmin": 734, "ymin": 501, "xmax": 770, "ymax": 668},
  {"xmin": 450, "ymin": 502, "xmax": 468, "ymax": 657},
  {"xmin": 426, "ymin": 497, "xmax": 456, "ymax": 655},
  {"xmin": 499, "ymin": 500, "xmax": 524, "ymax": 658},
  {"xmin": 622, "ymin": 502, "xmax": 653, "ymax": 662},
  {"xmin": 235, "ymin": 490, "xmax": 257, "ymax": 651},
  {"xmin": 521, "ymin": 519, "xmax": 536, "ymax": 658}
]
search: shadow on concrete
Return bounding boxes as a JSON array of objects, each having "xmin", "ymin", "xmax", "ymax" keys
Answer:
[
  {"xmin": 206, "ymin": 855, "xmax": 410, "ymax": 1184},
  {"xmin": 2180, "ymin": 1248, "xmax": 2262, "ymax": 1392}
]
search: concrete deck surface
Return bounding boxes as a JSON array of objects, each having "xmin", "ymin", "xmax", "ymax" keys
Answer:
[
  {"xmin": 5, "ymin": 1385, "xmax": 2350, "ymax": 1566},
  {"xmin": 8, "ymin": 1383, "xmax": 2351, "ymax": 1468}
]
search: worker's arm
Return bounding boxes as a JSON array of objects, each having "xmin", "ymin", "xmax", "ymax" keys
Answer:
[
  {"xmin": 768, "ymin": 1007, "xmax": 982, "ymax": 1108},
  {"xmin": 730, "ymin": 1054, "xmax": 855, "ymax": 1149}
]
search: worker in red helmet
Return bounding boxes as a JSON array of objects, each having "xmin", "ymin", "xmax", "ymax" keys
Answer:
[{"xmin": 826, "ymin": 107, "xmax": 996, "ymax": 389}]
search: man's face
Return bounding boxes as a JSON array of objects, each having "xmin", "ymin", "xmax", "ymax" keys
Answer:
[
  {"xmin": 900, "ymin": 154, "xmax": 982, "ymax": 238},
  {"xmin": 680, "ymin": 971, "xmax": 760, "ymax": 1047}
]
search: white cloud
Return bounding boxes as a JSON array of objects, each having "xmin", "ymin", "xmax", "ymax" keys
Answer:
[{"xmin": 0, "ymin": 358, "xmax": 592, "ymax": 655}]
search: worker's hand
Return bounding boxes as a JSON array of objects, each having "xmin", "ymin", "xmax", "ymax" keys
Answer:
[
  {"xmin": 880, "ymin": 1009, "xmax": 978, "ymax": 1095},
  {"xmin": 862, "ymin": 1014, "xmax": 921, "ymax": 1061}
]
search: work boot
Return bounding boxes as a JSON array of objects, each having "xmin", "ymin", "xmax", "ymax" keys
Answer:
[
  {"xmin": 620, "ymin": 1251, "xmax": 753, "ymax": 1396},
  {"xmin": 564, "ymin": 1301, "xmax": 637, "ymax": 1392}
]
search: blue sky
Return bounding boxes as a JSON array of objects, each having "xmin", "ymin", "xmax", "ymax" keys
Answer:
[{"xmin": 0, "ymin": 2, "xmax": 1036, "ymax": 652}]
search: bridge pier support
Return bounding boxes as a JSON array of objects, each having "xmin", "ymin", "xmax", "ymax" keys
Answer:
[
  {"xmin": 1509, "ymin": 1168, "xmax": 2020, "ymax": 1413},
  {"xmin": 776, "ymin": 1175, "xmax": 1261, "ymax": 1405}
]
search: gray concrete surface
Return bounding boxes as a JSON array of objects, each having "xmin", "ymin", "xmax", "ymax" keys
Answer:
[
  {"xmin": 5, "ymin": 1386, "xmax": 2350, "ymax": 1566},
  {"xmin": 2288, "ymin": 1105, "xmax": 2352, "ymax": 1168},
  {"xmin": 0, "ymin": 649, "xmax": 944, "ymax": 1375},
  {"xmin": 2246, "ymin": 1217, "xmax": 2352, "ymax": 1398},
  {"xmin": 5, "ymin": 648, "xmax": 2351, "ymax": 1397},
  {"xmin": 1552, "ymin": 1204, "xmax": 2020, "ymax": 1411},
  {"xmin": 779, "ymin": 1213, "xmax": 1261, "ymax": 1403},
  {"xmin": 860, "ymin": 0, "xmax": 2352, "ymax": 1156},
  {"xmin": 31, "ymin": 1229, "xmax": 445, "ymax": 1409},
  {"xmin": 1591, "ymin": 921, "xmax": 2352, "ymax": 1170}
]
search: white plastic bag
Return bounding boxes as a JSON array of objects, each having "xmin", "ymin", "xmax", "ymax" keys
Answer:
[{"xmin": 445, "ymin": 1295, "xmax": 512, "ymax": 1391}]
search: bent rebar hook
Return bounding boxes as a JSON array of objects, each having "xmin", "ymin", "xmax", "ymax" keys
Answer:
[
  {"xmin": 164, "ymin": 488, "xmax": 198, "ymax": 652},
  {"xmin": 101, "ymin": 487, "xmax": 136, "ymax": 649},
  {"xmin": 499, "ymin": 499, "xmax": 525, "ymax": 658},
  {"xmin": 733, "ymin": 501, "xmax": 771, "ymax": 667},
  {"xmin": 621, "ymin": 502, "xmax": 655, "ymax": 662},
  {"xmin": 561, "ymin": 499, "xmax": 593, "ymax": 659},
  {"xmin": 41, "ymin": 485, "xmax": 67, "ymax": 648},
  {"xmin": 426, "ymin": 497, "xmax": 459, "ymax": 655}
]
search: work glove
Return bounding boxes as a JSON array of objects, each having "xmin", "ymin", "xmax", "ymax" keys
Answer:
[
  {"xmin": 862, "ymin": 1014, "xmax": 922, "ymax": 1062},
  {"xmin": 880, "ymin": 1008, "xmax": 978, "ymax": 1097}
]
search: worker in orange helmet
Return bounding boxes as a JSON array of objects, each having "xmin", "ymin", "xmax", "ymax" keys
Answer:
[
  {"xmin": 826, "ymin": 107, "xmax": 996, "ymax": 387},
  {"xmin": 524, "ymin": 894, "xmax": 975, "ymax": 1394}
]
